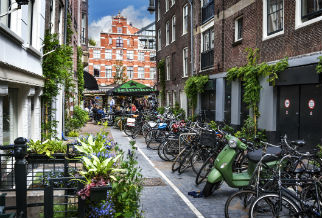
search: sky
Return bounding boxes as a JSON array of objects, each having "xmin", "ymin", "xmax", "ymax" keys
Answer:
[{"xmin": 88, "ymin": 0, "xmax": 155, "ymax": 43}]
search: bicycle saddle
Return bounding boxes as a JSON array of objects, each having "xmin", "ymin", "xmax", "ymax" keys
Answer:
[
  {"xmin": 247, "ymin": 146, "xmax": 282, "ymax": 163},
  {"xmin": 290, "ymin": 140, "xmax": 306, "ymax": 147}
]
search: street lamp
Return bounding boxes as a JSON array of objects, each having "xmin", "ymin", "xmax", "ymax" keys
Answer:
[
  {"xmin": 147, "ymin": 0, "xmax": 155, "ymax": 14},
  {"xmin": 16, "ymin": 0, "xmax": 30, "ymax": 6}
]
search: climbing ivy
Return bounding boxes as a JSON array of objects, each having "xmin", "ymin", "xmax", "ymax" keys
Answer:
[
  {"xmin": 184, "ymin": 75, "xmax": 209, "ymax": 116},
  {"xmin": 317, "ymin": 56, "xmax": 322, "ymax": 74},
  {"xmin": 42, "ymin": 31, "xmax": 73, "ymax": 139},
  {"xmin": 157, "ymin": 59, "xmax": 166, "ymax": 106},
  {"xmin": 77, "ymin": 46, "xmax": 84, "ymax": 103},
  {"xmin": 226, "ymin": 48, "xmax": 288, "ymax": 134}
]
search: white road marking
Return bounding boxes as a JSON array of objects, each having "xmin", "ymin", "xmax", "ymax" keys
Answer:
[{"xmin": 122, "ymin": 133, "xmax": 205, "ymax": 218}]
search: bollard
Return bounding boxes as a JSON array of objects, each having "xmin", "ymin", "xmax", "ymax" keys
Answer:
[{"xmin": 14, "ymin": 137, "xmax": 28, "ymax": 218}]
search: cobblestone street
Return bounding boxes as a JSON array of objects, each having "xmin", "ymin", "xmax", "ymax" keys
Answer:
[{"xmin": 107, "ymin": 126, "xmax": 237, "ymax": 218}]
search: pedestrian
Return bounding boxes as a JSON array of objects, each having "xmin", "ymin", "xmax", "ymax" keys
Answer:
[
  {"xmin": 109, "ymin": 97, "xmax": 115, "ymax": 112},
  {"xmin": 131, "ymin": 103, "xmax": 137, "ymax": 113}
]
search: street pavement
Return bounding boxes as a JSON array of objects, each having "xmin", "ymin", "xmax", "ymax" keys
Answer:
[{"xmin": 109, "ymin": 127, "xmax": 237, "ymax": 218}]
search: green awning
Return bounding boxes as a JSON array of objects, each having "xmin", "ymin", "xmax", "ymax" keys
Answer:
[{"xmin": 106, "ymin": 80, "xmax": 158, "ymax": 96}]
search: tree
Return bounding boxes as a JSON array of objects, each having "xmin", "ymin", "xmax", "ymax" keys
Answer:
[{"xmin": 89, "ymin": 38, "xmax": 96, "ymax": 46}]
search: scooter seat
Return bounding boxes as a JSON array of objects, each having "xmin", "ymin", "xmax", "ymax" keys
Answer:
[{"xmin": 247, "ymin": 146, "xmax": 282, "ymax": 163}]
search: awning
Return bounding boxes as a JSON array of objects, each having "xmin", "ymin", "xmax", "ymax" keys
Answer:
[
  {"xmin": 106, "ymin": 80, "xmax": 158, "ymax": 96},
  {"xmin": 84, "ymin": 71, "xmax": 99, "ymax": 90}
]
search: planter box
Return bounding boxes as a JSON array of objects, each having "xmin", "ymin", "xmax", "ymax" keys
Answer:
[{"xmin": 90, "ymin": 185, "xmax": 112, "ymax": 202}]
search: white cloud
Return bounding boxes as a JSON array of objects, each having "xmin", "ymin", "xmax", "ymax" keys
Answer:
[{"xmin": 89, "ymin": 5, "xmax": 153, "ymax": 45}]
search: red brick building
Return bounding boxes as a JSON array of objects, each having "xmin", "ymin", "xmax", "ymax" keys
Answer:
[{"xmin": 88, "ymin": 13, "xmax": 157, "ymax": 89}]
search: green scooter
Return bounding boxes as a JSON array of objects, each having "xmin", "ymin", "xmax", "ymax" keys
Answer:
[{"xmin": 202, "ymin": 134, "xmax": 281, "ymax": 197}]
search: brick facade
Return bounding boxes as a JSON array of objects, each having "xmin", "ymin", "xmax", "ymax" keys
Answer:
[{"xmin": 88, "ymin": 14, "xmax": 156, "ymax": 88}]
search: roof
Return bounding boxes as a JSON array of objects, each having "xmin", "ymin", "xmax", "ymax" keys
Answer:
[
  {"xmin": 127, "ymin": 25, "xmax": 140, "ymax": 34},
  {"xmin": 136, "ymin": 22, "xmax": 155, "ymax": 34}
]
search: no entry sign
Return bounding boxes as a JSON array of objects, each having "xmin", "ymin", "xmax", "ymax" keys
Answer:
[
  {"xmin": 284, "ymin": 99, "xmax": 290, "ymax": 108},
  {"xmin": 308, "ymin": 99, "xmax": 315, "ymax": 110}
]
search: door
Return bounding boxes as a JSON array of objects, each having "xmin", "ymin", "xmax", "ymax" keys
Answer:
[
  {"xmin": 299, "ymin": 84, "xmax": 322, "ymax": 146},
  {"xmin": 277, "ymin": 86, "xmax": 300, "ymax": 141}
]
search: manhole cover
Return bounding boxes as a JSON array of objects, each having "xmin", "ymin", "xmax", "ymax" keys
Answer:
[{"xmin": 142, "ymin": 177, "xmax": 166, "ymax": 186}]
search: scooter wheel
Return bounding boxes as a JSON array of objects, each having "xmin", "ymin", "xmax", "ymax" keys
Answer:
[{"xmin": 202, "ymin": 181, "xmax": 221, "ymax": 197}]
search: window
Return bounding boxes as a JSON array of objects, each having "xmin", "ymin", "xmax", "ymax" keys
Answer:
[
  {"xmin": 183, "ymin": 48, "xmax": 188, "ymax": 77},
  {"xmin": 109, "ymin": 37, "xmax": 112, "ymax": 44},
  {"xmin": 267, "ymin": 0, "xmax": 283, "ymax": 35},
  {"xmin": 157, "ymin": 0, "xmax": 160, "ymax": 21},
  {"xmin": 127, "ymin": 39, "xmax": 131, "ymax": 47},
  {"xmin": 105, "ymin": 50, "xmax": 112, "ymax": 60},
  {"xmin": 116, "ymin": 50, "xmax": 123, "ymax": 60},
  {"xmin": 49, "ymin": 0, "xmax": 55, "ymax": 33},
  {"xmin": 157, "ymin": 29, "xmax": 162, "ymax": 51},
  {"xmin": 202, "ymin": 29, "xmax": 214, "ymax": 52},
  {"xmin": 165, "ymin": 0, "xmax": 169, "ymax": 12},
  {"xmin": 127, "ymin": 66, "xmax": 134, "ymax": 79},
  {"xmin": 127, "ymin": 50, "xmax": 134, "ymax": 60},
  {"xmin": 94, "ymin": 65, "xmax": 100, "ymax": 77},
  {"xmin": 93, "ymin": 50, "xmax": 100, "ymax": 59},
  {"xmin": 301, "ymin": 0, "xmax": 322, "ymax": 21},
  {"xmin": 138, "ymin": 67, "xmax": 145, "ymax": 79},
  {"xmin": 81, "ymin": 13, "xmax": 86, "ymax": 44},
  {"xmin": 166, "ymin": 21, "xmax": 170, "ymax": 45},
  {"xmin": 117, "ymin": 27, "xmax": 122, "ymax": 33},
  {"xmin": 138, "ymin": 52, "xmax": 145, "ymax": 61},
  {"xmin": 150, "ymin": 68, "xmax": 156, "ymax": 79},
  {"xmin": 183, "ymin": 4, "xmax": 189, "ymax": 35},
  {"xmin": 235, "ymin": 17, "xmax": 243, "ymax": 41},
  {"xmin": 28, "ymin": 0, "xmax": 35, "ymax": 45},
  {"xmin": 149, "ymin": 40, "xmax": 154, "ymax": 49},
  {"xmin": 172, "ymin": 16, "xmax": 176, "ymax": 42},
  {"xmin": 106, "ymin": 66, "xmax": 112, "ymax": 78},
  {"xmin": 166, "ymin": 56, "xmax": 170, "ymax": 80},
  {"xmin": 116, "ymin": 37, "xmax": 123, "ymax": 47}
]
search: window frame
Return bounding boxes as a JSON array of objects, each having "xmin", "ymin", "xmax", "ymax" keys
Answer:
[
  {"xmin": 116, "ymin": 37, "xmax": 123, "ymax": 47},
  {"xmin": 150, "ymin": 67, "xmax": 156, "ymax": 79},
  {"xmin": 234, "ymin": 16, "xmax": 243, "ymax": 42},
  {"xmin": 157, "ymin": 29, "xmax": 162, "ymax": 51},
  {"xmin": 106, "ymin": 66, "xmax": 112, "ymax": 78},
  {"xmin": 172, "ymin": 16, "xmax": 176, "ymax": 42},
  {"xmin": 127, "ymin": 66, "xmax": 134, "ymax": 79},
  {"xmin": 183, "ymin": 47, "xmax": 188, "ymax": 77},
  {"xmin": 166, "ymin": 56, "xmax": 171, "ymax": 80},
  {"xmin": 262, "ymin": 0, "xmax": 284, "ymax": 40},
  {"xmin": 105, "ymin": 49, "xmax": 112, "ymax": 60},
  {"xmin": 116, "ymin": 50, "xmax": 123, "ymax": 60},
  {"xmin": 138, "ymin": 67, "xmax": 145, "ymax": 79},
  {"xmin": 165, "ymin": 0, "xmax": 169, "ymax": 12},
  {"xmin": 94, "ymin": 65, "xmax": 100, "ymax": 77},
  {"xmin": 117, "ymin": 27, "xmax": 122, "ymax": 33},
  {"xmin": 295, "ymin": 0, "xmax": 322, "ymax": 29},
  {"xmin": 183, "ymin": 4, "xmax": 189, "ymax": 35},
  {"xmin": 166, "ymin": 21, "xmax": 170, "ymax": 45},
  {"xmin": 93, "ymin": 50, "xmax": 100, "ymax": 59},
  {"xmin": 138, "ymin": 52, "xmax": 145, "ymax": 61},
  {"xmin": 127, "ymin": 50, "xmax": 134, "ymax": 60}
]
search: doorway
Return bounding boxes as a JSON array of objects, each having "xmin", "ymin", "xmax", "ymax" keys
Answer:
[{"xmin": 277, "ymin": 84, "xmax": 322, "ymax": 147}]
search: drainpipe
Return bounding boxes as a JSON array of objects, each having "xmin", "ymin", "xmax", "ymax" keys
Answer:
[
  {"xmin": 62, "ymin": 0, "xmax": 69, "ymax": 138},
  {"xmin": 187, "ymin": 0, "xmax": 194, "ymax": 76}
]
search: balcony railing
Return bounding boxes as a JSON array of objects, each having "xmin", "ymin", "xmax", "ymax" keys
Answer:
[
  {"xmin": 202, "ymin": 0, "xmax": 214, "ymax": 24},
  {"xmin": 201, "ymin": 50, "xmax": 214, "ymax": 70}
]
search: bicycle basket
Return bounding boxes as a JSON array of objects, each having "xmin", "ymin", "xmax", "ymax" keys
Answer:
[
  {"xmin": 200, "ymin": 130, "xmax": 217, "ymax": 147},
  {"xmin": 127, "ymin": 118, "xmax": 136, "ymax": 127}
]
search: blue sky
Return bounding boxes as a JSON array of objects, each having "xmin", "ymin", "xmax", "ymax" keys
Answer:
[{"xmin": 88, "ymin": 0, "xmax": 155, "ymax": 42}]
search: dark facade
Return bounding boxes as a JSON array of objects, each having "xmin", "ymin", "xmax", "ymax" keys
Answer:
[
  {"xmin": 155, "ymin": 0, "xmax": 194, "ymax": 111},
  {"xmin": 155, "ymin": 0, "xmax": 322, "ymax": 146}
]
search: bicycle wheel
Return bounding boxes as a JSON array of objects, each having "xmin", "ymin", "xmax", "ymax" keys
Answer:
[
  {"xmin": 163, "ymin": 139, "xmax": 179, "ymax": 161},
  {"xmin": 142, "ymin": 123, "xmax": 151, "ymax": 138},
  {"xmin": 124, "ymin": 125, "xmax": 134, "ymax": 137},
  {"xmin": 225, "ymin": 190, "xmax": 256, "ymax": 218},
  {"xmin": 147, "ymin": 130, "xmax": 166, "ymax": 150},
  {"xmin": 195, "ymin": 154, "xmax": 216, "ymax": 185},
  {"xmin": 178, "ymin": 149, "xmax": 193, "ymax": 174},
  {"xmin": 249, "ymin": 193, "xmax": 300, "ymax": 218},
  {"xmin": 172, "ymin": 148, "xmax": 187, "ymax": 172},
  {"xmin": 191, "ymin": 148, "xmax": 211, "ymax": 175},
  {"xmin": 158, "ymin": 141, "xmax": 168, "ymax": 161}
]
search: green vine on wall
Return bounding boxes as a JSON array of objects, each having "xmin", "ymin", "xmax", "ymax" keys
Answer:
[
  {"xmin": 42, "ymin": 31, "xmax": 73, "ymax": 139},
  {"xmin": 227, "ymin": 48, "xmax": 288, "ymax": 134},
  {"xmin": 184, "ymin": 75, "xmax": 209, "ymax": 116},
  {"xmin": 317, "ymin": 56, "xmax": 322, "ymax": 74},
  {"xmin": 157, "ymin": 59, "xmax": 166, "ymax": 106},
  {"xmin": 77, "ymin": 46, "xmax": 84, "ymax": 103}
]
